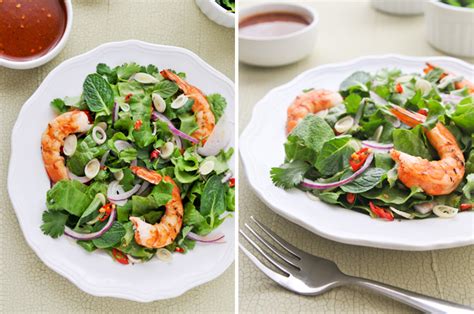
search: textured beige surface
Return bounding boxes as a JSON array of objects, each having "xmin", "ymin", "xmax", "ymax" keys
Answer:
[
  {"xmin": 0, "ymin": 0, "xmax": 234, "ymax": 312},
  {"xmin": 239, "ymin": 1, "xmax": 474, "ymax": 313}
]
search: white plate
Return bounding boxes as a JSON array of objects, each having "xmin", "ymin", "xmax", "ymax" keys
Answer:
[
  {"xmin": 240, "ymin": 54, "xmax": 474, "ymax": 251},
  {"xmin": 8, "ymin": 40, "xmax": 235, "ymax": 302}
]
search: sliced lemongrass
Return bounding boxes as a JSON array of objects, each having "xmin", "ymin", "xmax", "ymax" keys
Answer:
[
  {"xmin": 133, "ymin": 72, "xmax": 159, "ymax": 84},
  {"xmin": 433, "ymin": 205, "xmax": 458, "ymax": 218},
  {"xmin": 314, "ymin": 109, "xmax": 329, "ymax": 119},
  {"xmin": 373, "ymin": 125, "xmax": 383, "ymax": 142},
  {"xmin": 63, "ymin": 134, "xmax": 77, "ymax": 156},
  {"xmin": 414, "ymin": 202, "xmax": 436, "ymax": 215},
  {"xmin": 156, "ymin": 248, "xmax": 173, "ymax": 262},
  {"xmin": 114, "ymin": 169, "xmax": 124, "ymax": 181},
  {"xmin": 199, "ymin": 160, "xmax": 215, "ymax": 175},
  {"xmin": 389, "ymin": 206, "xmax": 414, "ymax": 219},
  {"xmin": 92, "ymin": 126, "xmax": 107, "ymax": 145},
  {"xmin": 334, "ymin": 116, "xmax": 354, "ymax": 134},
  {"xmin": 97, "ymin": 193, "xmax": 107, "ymax": 206},
  {"xmin": 160, "ymin": 142, "xmax": 174, "ymax": 159},
  {"xmin": 171, "ymin": 94, "xmax": 188, "ymax": 109},
  {"xmin": 152, "ymin": 93, "xmax": 166, "ymax": 113},
  {"xmin": 415, "ymin": 79, "xmax": 432, "ymax": 95},
  {"xmin": 119, "ymin": 102, "xmax": 130, "ymax": 112},
  {"xmin": 85, "ymin": 158, "xmax": 100, "ymax": 179},
  {"xmin": 395, "ymin": 75, "xmax": 414, "ymax": 84},
  {"xmin": 96, "ymin": 122, "xmax": 108, "ymax": 131}
]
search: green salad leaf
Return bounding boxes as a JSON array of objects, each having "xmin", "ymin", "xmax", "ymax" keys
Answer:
[{"xmin": 83, "ymin": 73, "xmax": 114, "ymax": 114}]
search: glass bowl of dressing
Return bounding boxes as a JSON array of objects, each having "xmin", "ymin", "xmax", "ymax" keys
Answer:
[
  {"xmin": 0, "ymin": 0, "xmax": 73, "ymax": 70},
  {"xmin": 239, "ymin": 3, "xmax": 319, "ymax": 67}
]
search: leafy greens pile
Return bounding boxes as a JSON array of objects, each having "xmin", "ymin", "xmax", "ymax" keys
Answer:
[
  {"xmin": 271, "ymin": 65, "xmax": 473, "ymax": 220},
  {"xmin": 440, "ymin": 0, "xmax": 474, "ymax": 8},
  {"xmin": 41, "ymin": 62, "xmax": 234, "ymax": 264}
]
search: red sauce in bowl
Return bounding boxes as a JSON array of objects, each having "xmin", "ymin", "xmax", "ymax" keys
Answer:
[
  {"xmin": 239, "ymin": 12, "xmax": 310, "ymax": 38},
  {"xmin": 0, "ymin": 0, "xmax": 67, "ymax": 61}
]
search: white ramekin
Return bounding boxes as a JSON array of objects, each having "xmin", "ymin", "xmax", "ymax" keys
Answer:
[
  {"xmin": 239, "ymin": 3, "xmax": 319, "ymax": 67},
  {"xmin": 425, "ymin": 0, "xmax": 474, "ymax": 57},
  {"xmin": 195, "ymin": 0, "xmax": 235, "ymax": 28},
  {"xmin": 0, "ymin": 0, "xmax": 73, "ymax": 70},
  {"xmin": 371, "ymin": 0, "xmax": 427, "ymax": 15}
]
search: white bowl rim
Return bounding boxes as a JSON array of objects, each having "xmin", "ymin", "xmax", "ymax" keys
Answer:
[
  {"xmin": 240, "ymin": 54, "xmax": 474, "ymax": 251},
  {"xmin": 238, "ymin": 2, "xmax": 319, "ymax": 41},
  {"xmin": 428, "ymin": 0, "xmax": 474, "ymax": 13},
  {"xmin": 0, "ymin": 0, "xmax": 73, "ymax": 70},
  {"xmin": 7, "ymin": 39, "xmax": 235, "ymax": 302}
]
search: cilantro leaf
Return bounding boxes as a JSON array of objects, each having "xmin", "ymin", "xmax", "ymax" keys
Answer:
[
  {"xmin": 270, "ymin": 160, "xmax": 310, "ymax": 189},
  {"xmin": 207, "ymin": 93, "xmax": 227, "ymax": 122},
  {"xmin": 40, "ymin": 210, "xmax": 68, "ymax": 238},
  {"xmin": 51, "ymin": 98, "xmax": 68, "ymax": 114}
]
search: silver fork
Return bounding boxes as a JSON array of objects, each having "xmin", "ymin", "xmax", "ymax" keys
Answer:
[{"xmin": 240, "ymin": 216, "xmax": 474, "ymax": 314}]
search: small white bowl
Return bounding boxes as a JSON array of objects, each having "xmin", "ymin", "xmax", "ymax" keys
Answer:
[
  {"xmin": 425, "ymin": 0, "xmax": 474, "ymax": 57},
  {"xmin": 195, "ymin": 0, "xmax": 235, "ymax": 28},
  {"xmin": 239, "ymin": 3, "xmax": 319, "ymax": 67},
  {"xmin": 0, "ymin": 0, "xmax": 73, "ymax": 70},
  {"xmin": 371, "ymin": 0, "xmax": 427, "ymax": 15}
]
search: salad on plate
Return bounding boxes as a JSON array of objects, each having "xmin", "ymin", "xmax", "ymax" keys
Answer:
[
  {"xmin": 40, "ymin": 62, "xmax": 234, "ymax": 264},
  {"xmin": 271, "ymin": 63, "xmax": 473, "ymax": 221}
]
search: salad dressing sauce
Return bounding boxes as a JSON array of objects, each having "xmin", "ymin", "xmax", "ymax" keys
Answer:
[
  {"xmin": 0, "ymin": 0, "xmax": 67, "ymax": 61},
  {"xmin": 239, "ymin": 12, "xmax": 310, "ymax": 38}
]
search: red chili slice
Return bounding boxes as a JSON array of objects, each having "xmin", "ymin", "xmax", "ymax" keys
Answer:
[
  {"xmin": 175, "ymin": 247, "xmax": 184, "ymax": 253},
  {"xmin": 125, "ymin": 93, "xmax": 133, "ymax": 103},
  {"xmin": 99, "ymin": 203, "xmax": 114, "ymax": 222},
  {"xmin": 150, "ymin": 149, "xmax": 160, "ymax": 160},
  {"xmin": 369, "ymin": 202, "xmax": 394, "ymax": 221},
  {"xmin": 112, "ymin": 248, "xmax": 129, "ymax": 265},
  {"xmin": 395, "ymin": 83, "xmax": 403, "ymax": 93},
  {"xmin": 460, "ymin": 203, "xmax": 473, "ymax": 211},
  {"xmin": 349, "ymin": 147, "xmax": 370, "ymax": 172},
  {"xmin": 417, "ymin": 108, "xmax": 428, "ymax": 116},
  {"xmin": 229, "ymin": 178, "xmax": 235, "ymax": 188},
  {"xmin": 346, "ymin": 193, "xmax": 356, "ymax": 204},
  {"xmin": 134, "ymin": 120, "xmax": 142, "ymax": 130}
]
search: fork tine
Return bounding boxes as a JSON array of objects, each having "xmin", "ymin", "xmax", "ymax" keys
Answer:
[
  {"xmin": 239, "ymin": 244, "xmax": 290, "ymax": 287},
  {"xmin": 245, "ymin": 223, "xmax": 300, "ymax": 269},
  {"xmin": 251, "ymin": 216, "xmax": 303, "ymax": 258},
  {"xmin": 240, "ymin": 229, "xmax": 295, "ymax": 276}
]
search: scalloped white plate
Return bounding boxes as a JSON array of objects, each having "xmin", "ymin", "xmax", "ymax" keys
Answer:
[
  {"xmin": 8, "ymin": 40, "xmax": 235, "ymax": 302},
  {"xmin": 240, "ymin": 55, "xmax": 474, "ymax": 251}
]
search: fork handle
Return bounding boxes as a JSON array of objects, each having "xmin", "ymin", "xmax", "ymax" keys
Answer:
[{"xmin": 346, "ymin": 276, "xmax": 474, "ymax": 313}]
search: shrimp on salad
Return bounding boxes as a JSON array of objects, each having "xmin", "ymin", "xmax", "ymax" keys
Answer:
[
  {"xmin": 129, "ymin": 166, "xmax": 184, "ymax": 248},
  {"xmin": 41, "ymin": 111, "xmax": 91, "ymax": 183},
  {"xmin": 286, "ymin": 89, "xmax": 343, "ymax": 134},
  {"xmin": 424, "ymin": 62, "xmax": 474, "ymax": 94},
  {"xmin": 160, "ymin": 69, "xmax": 215, "ymax": 144},
  {"xmin": 389, "ymin": 105, "xmax": 465, "ymax": 196}
]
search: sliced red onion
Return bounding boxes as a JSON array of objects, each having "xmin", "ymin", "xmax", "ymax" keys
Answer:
[
  {"xmin": 187, "ymin": 231, "xmax": 225, "ymax": 243},
  {"xmin": 221, "ymin": 171, "xmax": 233, "ymax": 183},
  {"xmin": 440, "ymin": 93, "xmax": 463, "ymax": 105},
  {"xmin": 136, "ymin": 181, "xmax": 150, "ymax": 196},
  {"xmin": 301, "ymin": 153, "xmax": 374, "ymax": 189},
  {"xmin": 362, "ymin": 141, "xmax": 394, "ymax": 151},
  {"xmin": 67, "ymin": 169, "xmax": 92, "ymax": 184},
  {"xmin": 108, "ymin": 181, "xmax": 141, "ymax": 201},
  {"xmin": 64, "ymin": 208, "xmax": 116, "ymax": 240},
  {"xmin": 113, "ymin": 102, "xmax": 119, "ymax": 122},
  {"xmin": 152, "ymin": 111, "xmax": 199, "ymax": 144},
  {"xmin": 100, "ymin": 150, "xmax": 110, "ymax": 168},
  {"xmin": 130, "ymin": 159, "xmax": 138, "ymax": 167}
]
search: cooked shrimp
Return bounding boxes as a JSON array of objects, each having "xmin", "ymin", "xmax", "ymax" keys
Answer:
[
  {"xmin": 389, "ymin": 105, "xmax": 465, "ymax": 195},
  {"xmin": 286, "ymin": 89, "xmax": 343, "ymax": 134},
  {"xmin": 129, "ymin": 166, "xmax": 183, "ymax": 248},
  {"xmin": 160, "ymin": 69, "xmax": 215, "ymax": 144},
  {"xmin": 41, "ymin": 111, "xmax": 91, "ymax": 183},
  {"xmin": 424, "ymin": 62, "xmax": 474, "ymax": 94}
]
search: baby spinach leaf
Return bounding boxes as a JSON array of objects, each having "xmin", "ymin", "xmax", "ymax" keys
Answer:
[
  {"xmin": 83, "ymin": 73, "xmax": 114, "ymax": 114},
  {"xmin": 340, "ymin": 71, "xmax": 371, "ymax": 91},
  {"xmin": 362, "ymin": 186, "xmax": 425, "ymax": 205},
  {"xmin": 290, "ymin": 115, "xmax": 335, "ymax": 153},
  {"xmin": 393, "ymin": 126, "xmax": 432, "ymax": 160},
  {"xmin": 462, "ymin": 174, "xmax": 474, "ymax": 200},
  {"xmin": 315, "ymin": 136, "xmax": 355, "ymax": 176},
  {"xmin": 341, "ymin": 167, "xmax": 386, "ymax": 193},
  {"xmin": 284, "ymin": 135, "xmax": 317, "ymax": 164},
  {"xmin": 151, "ymin": 181, "xmax": 173, "ymax": 206},
  {"xmin": 92, "ymin": 222, "xmax": 126, "ymax": 249},
  {"xmin": 183, "ymin": 203, "xmax": 213, "ymax": 235},
  {"xmin": 154, "ymin": 80, "xmax": 179, "ymax": 98},
  {"xmin": 451, "ymin": 97, "xmax": 474, "ymax": 133},
  {"xmin": 200, "ymin": 175, "xmax": 226, "ymax": 218},
  {"xmin": 270, "ymin": 160, "xmax": 310, "ymax": 189},
  {"xmin": 344, "ymin": 93, "xmax": 362, "ymax": 114}
]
